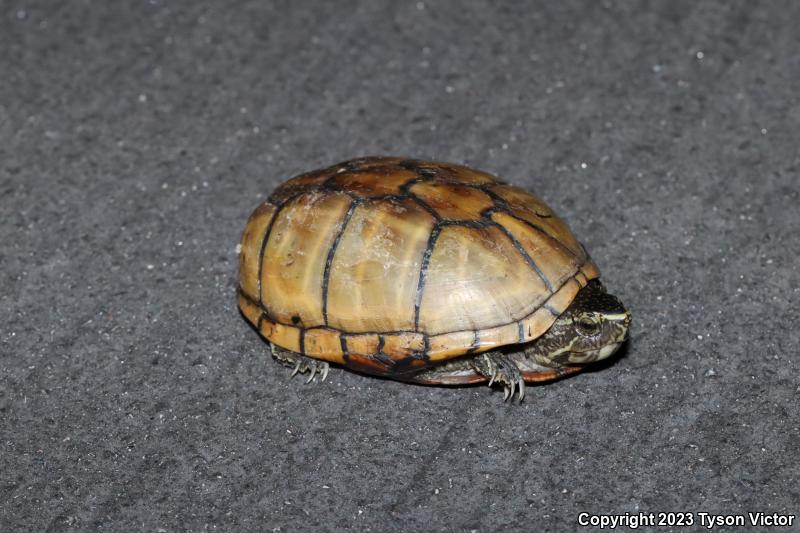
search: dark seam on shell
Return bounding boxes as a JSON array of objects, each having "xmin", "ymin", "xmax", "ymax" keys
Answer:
[
  {"xmin": 340, "ymin": 335, "xmax": 350, "ymax": 363},
  {"xmin": 501, "ymin": 210, "xmax": 582, "ymax": 261},
  {"xmin": 438, "ymin": 218, "xmax": 492, "ymax": 228},
  {"xmin": 408, "ymin": 194, "xmax": 443, "ymax": 221},
  {"xmin": 544, "ymin": 303, "xmax": 561, "ymax": 316},
  {"xmin": 256, "ymin": 195, "xmax": 296, "ymax": 312},
  {"xmin": 414, "ymin": 223, "xmax": 443, "ymax": 331},
  {"xmin": 465, "ymin": 330, "xmax": 481, "ymax": 354},
  {"xmin": 321, "ymin": 198, "xmax": 360, "ymax": 326},
  {"xmin": 482, "ymin": 185, "xmax": 553, "ymax": 218},
  {"xmin": 492, "ymin": 221, "xmax": 556, "ymax": 293}
]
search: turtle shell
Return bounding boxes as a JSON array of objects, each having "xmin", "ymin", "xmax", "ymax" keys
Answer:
[{"xmin": 238, "ymin": 157, "xmax": 599, "ymax": 378}]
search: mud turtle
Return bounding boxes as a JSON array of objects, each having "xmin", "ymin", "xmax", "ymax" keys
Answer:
[{"xmin": 238, "ymin": 157, "xmax": 630, "ymax": 400}]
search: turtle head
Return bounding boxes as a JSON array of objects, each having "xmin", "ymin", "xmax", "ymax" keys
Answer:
[{"xmin": 533, "ymin": 280, "xmax": 631, "ymax": 366}]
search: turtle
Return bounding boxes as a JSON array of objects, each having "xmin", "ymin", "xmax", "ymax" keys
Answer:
[{"xmin": 237, "ymin": 156, "xmax": 630, "ymax": 401}]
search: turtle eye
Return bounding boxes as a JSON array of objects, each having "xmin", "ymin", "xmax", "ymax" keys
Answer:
[{"xmin": 576, "ymin": 316, "xmax": 601, "ymax": 336}]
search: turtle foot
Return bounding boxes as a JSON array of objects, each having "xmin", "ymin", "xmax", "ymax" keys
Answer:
[
  {"xmin": 471, "ymin": 352, "xmax": 526, "ymax": 402},
  {"xmin": 271, "ymin": 345, "xmax": 329, "ymax": 383}
]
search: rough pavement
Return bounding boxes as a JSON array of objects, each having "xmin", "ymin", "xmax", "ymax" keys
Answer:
[{"xmin": 2, "ymin": 1, "xmax": 799, "ymax": 531}]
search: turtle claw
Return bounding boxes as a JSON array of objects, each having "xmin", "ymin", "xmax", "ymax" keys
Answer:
[
  {"xmin": 472, "ymin": 352, "xmax": 526, "ymax": 402},
  {"xmin": 290, "ymin": 360, "xmax": 301, "ymax": 378},
  {"xmin": 271, "ymin": 345, "xmax": 331, "ymax": 385},
  {"xmin": 503, "ymin": 380, "xmax": 514, "ymax": 402}
]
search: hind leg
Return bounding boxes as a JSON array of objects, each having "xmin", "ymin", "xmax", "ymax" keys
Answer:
[
  {"xmin": 271, "ymin": 345, "xmax": 330, "ymax": 383},
  {"xmin": 471, "ymin": 351, "xmax": 526, "ymax": 402}
]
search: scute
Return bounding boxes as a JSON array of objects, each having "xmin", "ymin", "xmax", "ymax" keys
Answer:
[
  {"xmin": 488, "ymin": 183, "xmax": 586, "ymax": 259},
  {"xmin": 332, "ymin": 168, "xmax": 417, "ymax": 197},
  {"xmin": 261, "ymin": 190, "xmax": 352, "ymax": 328},
  {"xmin": 238, "ymin": 157, "xmax": 599, "ymax": 374},
  {"xmin": 408, "ymin": 181, "xmax": 495, "ymax": 221},
  {"xmin": 417, "ymin": 224, "xmax": 548, "ymax": 335},
  {"xmin": 326, "ymin": 197, "xmax": 435, "ymax": 333}
]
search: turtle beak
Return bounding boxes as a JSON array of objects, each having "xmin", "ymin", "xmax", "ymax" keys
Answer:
[
  {"xmin": 604, "ymin": 311, "xmax": 631, "ymax": 342},
  {"xmin": 566, "ymin": 342, "xmax": 621, "ymax": 364},
  {"xmin": 620, "ymin": 311, "xmax": 632, "ymax": 341}
]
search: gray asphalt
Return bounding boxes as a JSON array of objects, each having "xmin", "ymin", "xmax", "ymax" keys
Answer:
[{"xmin": 2, "ymin": 1, "xmax": 799, "ymax": 531}]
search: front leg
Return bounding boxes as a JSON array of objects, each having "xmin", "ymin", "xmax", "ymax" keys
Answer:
[
  {"xmin": 271, "ymin": 344, "xmax": 330, "ymax": 383},
  {"xmin": 471, "ymin": 352, "xmax": 526, "ymax": 402}
]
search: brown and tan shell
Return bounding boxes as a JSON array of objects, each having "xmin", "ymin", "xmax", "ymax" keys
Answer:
[{"xmin": 238, "ymin": 157, "xmax": 599, "ymax": 379}]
